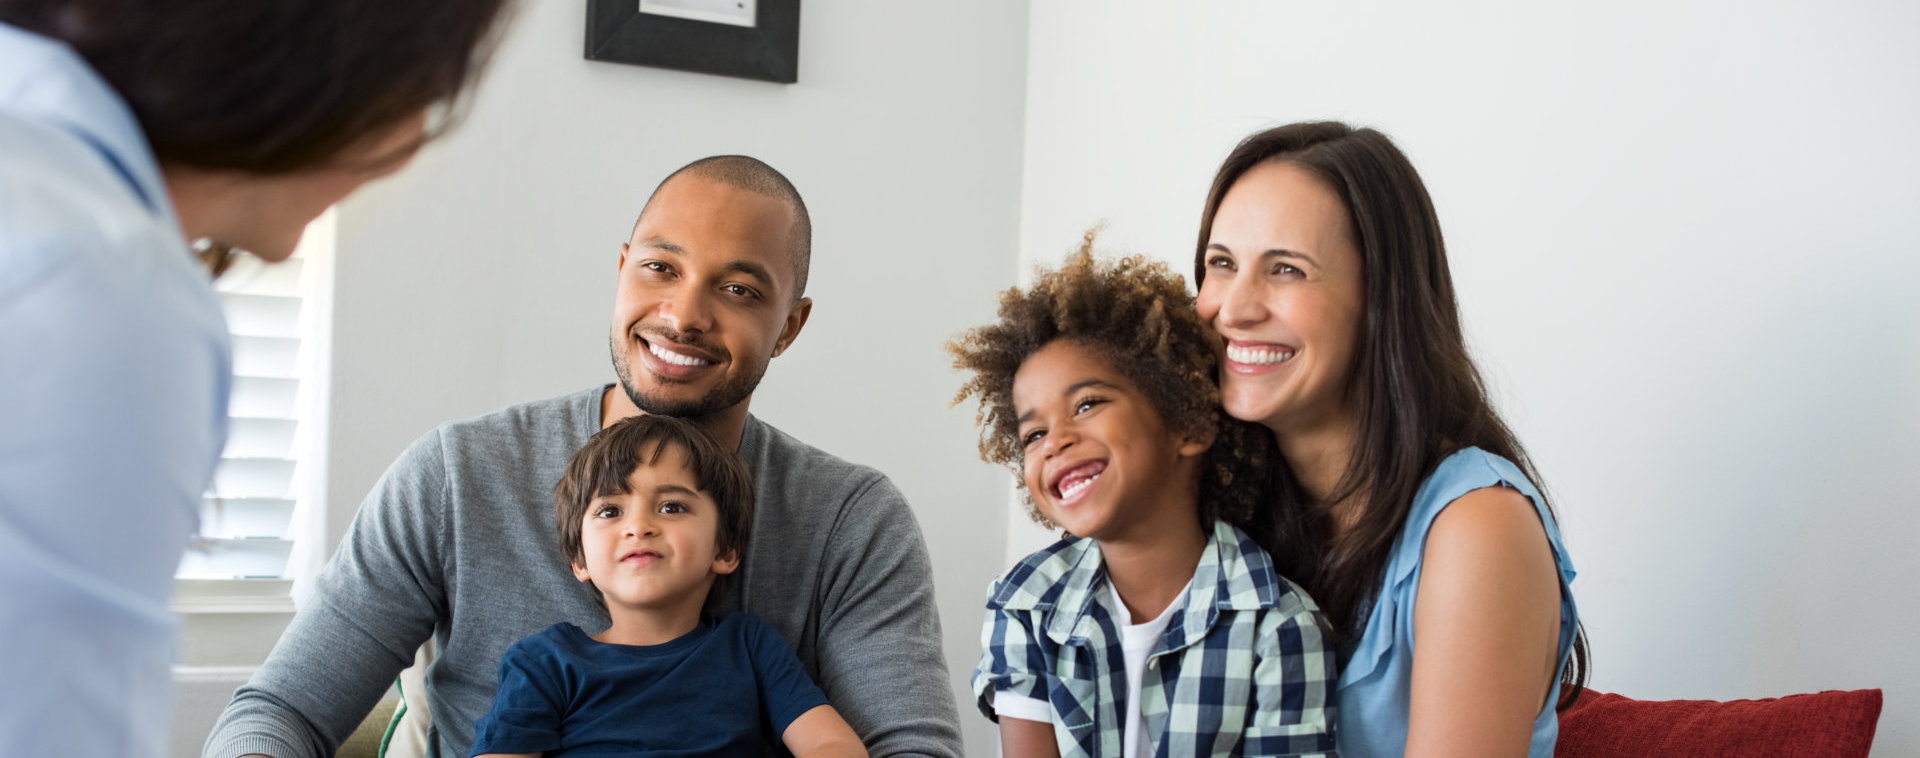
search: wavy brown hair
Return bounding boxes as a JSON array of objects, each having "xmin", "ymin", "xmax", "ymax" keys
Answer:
[
  {"xmin": 1195, "ymin": 121, "xmax": 1589, "ymax": 707},
  {"xmin": 948, "ymin": 231, "xmax": 1282, "ymax": 543}
]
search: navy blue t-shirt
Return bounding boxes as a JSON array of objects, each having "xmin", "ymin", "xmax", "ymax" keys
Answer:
[{"xmin": 469, "ymin": 612, "xmax": 830, "ymax": 756}]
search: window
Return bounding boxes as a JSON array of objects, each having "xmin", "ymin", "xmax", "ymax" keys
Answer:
[
  {"xmin": 170, "ymin": 212, "xmax": 338, "ymax": 758},
  {"xmin": 174, "ymin": 211, "xmax": 335, "ymax": 608}
]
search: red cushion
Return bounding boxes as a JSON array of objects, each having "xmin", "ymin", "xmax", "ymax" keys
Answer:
[{"xmin": 1556, "ymin": 687, "xmax": 1882, "ymax": 758}]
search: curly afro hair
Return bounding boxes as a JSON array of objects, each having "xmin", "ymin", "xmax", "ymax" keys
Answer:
[{"xmin": 947, "ymin": 230, "xmax": 1279, "ymax": 533}]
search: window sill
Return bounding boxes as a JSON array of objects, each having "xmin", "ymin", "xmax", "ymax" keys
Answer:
[{"xmin": 171, "ymin": 578, "xmax": 295, "ymax": 615}]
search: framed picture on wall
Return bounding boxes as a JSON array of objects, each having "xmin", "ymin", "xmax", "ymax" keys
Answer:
[{"xmin": 585, "ymin": 0, "xmax": 800, "ymax": 84}]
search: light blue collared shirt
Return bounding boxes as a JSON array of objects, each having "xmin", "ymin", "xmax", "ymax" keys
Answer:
[{"xmin": 0, "ymin": 21, "xmax": 230, "ymax": 758}]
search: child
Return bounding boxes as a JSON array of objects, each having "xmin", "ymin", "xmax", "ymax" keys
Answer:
[
  {"xmin": 470, "ymin": 414, "xmax": 867, "ymax": 758},
  {"xmin": 950, "ymin": 239, "xmax": 1339, "ymax": 757}
]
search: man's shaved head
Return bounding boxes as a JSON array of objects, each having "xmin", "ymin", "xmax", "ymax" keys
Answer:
[{"xmin": 635, "ymin": 155, "xmax": 812, "ymax": 299}]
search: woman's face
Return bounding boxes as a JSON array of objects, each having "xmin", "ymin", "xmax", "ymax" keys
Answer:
[{"xmin": 1195, "ymin": 160, "xmax": 1366, "ymax": 436}]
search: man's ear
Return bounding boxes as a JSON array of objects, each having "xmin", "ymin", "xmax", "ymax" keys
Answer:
[
  {"xmin": 712, "ymin": 547, "xmax": 740, "ymax": 576},
  {"xmin": 771, "ymin": 296, "xmax": 813, "ymax": 357},
  {"xmin": 617, "ymin": 241, "xmax": 630, "ymax": 272}
]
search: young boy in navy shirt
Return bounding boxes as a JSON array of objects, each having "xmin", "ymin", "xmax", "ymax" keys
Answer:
[
  {"xmin": 950, "ymin": 241, "xmax": 1338, "ymax": 757},
  {"xmin": 471, "ymin": 415, "xmax": 866, "ymax": 757}
]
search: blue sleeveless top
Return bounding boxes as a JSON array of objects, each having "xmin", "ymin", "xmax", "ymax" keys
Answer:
[{"xmin": 1334, "ymin": 448, "xmax": 1579, "ymax": 757}]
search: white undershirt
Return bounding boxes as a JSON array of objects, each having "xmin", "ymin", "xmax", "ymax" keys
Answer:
[
  {"xmin": 1113, "ymin": 580, "xmax": 1185, "ymax": 758},
  {"xmin": 993, "ymin": 579, "xmax": 1190, "ymax": 758}
]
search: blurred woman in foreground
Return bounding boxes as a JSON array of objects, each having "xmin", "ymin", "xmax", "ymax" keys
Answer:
[{"xmin": 0, "ymin": 1, "xmax": 513, "ymax": 754}]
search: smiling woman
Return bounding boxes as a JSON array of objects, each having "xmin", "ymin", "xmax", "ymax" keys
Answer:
[
  {"xmin": 1200, "ymin": 160, "xmax": 1366, "ymax": 446},
  {"xmin": 1192, "ymin": 121, "xmax": 1588, "ymax": 758}
]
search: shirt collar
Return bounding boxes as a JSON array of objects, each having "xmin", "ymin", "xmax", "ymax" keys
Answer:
[
  {"xmin": 992, "ymin": 520, "xmax": 1290, "ymax": 648},
  {"xmin": 1163, "ymin": 519, "xmax": 1288, "ymax": 651},
  {"xmin": 0, "ymin": 22, "xmax": 174, "ymax": 217}
]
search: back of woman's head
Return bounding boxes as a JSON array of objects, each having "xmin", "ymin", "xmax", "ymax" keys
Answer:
[{"xmin": 0, "ymin": 0, "xmax": 513, "ymax": 173}]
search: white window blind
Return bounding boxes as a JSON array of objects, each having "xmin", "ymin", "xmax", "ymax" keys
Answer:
[{"xmin": 176, "ymin": 212, "xmax": 334, "ymax": 596}]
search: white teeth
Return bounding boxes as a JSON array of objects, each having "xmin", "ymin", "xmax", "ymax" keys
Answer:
[
  {"xmin": 1226, "ymin": 345, "xmax": 1295, "ymax": 365},
  {"xmin": 648, "ymin": 341, "xmax": 713, "ymax": 367},
  {"xmin": 1059, "ymin": 473, "xmax": 1099, "ymax": 500}
]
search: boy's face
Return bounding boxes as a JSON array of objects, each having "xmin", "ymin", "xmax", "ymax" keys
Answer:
[
  {"xmin": 1012, "ymin": 340, "xmax": 1212, "ymax": 545},
  {"xmin": 571, "ymin": 444, "xmax": 738, "ymax": 617}
]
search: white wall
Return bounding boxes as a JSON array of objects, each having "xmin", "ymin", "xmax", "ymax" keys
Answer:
[
  {"xmin": 1017, "ymin": 0, "xmax": 1920, "ymax": 754},
  {"xmin": 325, "ymin": 3, "xmax": 1028, "ymax": 754}
]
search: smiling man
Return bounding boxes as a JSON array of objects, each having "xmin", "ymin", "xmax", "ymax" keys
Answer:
[
  {"xmin": 204, "ymin": 156, "xmax": 963, "ymax": 758},
  {"xmin": 605, "ymin": 161, "xmax": 812, "ymax": 447}
]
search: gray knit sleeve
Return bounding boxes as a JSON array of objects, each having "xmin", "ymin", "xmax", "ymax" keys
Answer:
[
  {"xmin": 811, "ymin": 475, "xmax": 964, "ymax": 758},
  {"xmin": 201, "ymin": 429, "xmax": 451, "ymax": 758}
]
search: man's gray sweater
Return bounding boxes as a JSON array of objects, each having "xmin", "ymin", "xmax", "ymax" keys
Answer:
[{"xmin": 203, "ymin": 386, "xmax": 962, "ymax": 757}]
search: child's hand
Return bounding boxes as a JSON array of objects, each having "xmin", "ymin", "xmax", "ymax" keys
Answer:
[{"xmin": 782, "ymin": 704, "xmax": 868, "ymax": 758}]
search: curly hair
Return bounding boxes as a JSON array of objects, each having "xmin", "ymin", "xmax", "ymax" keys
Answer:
[{"xmin": 948, "ymin": 230, "xmax": 1278, "ymax": 534}]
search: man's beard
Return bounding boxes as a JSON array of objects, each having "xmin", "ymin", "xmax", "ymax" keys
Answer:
[{"xmin": 609, "ymin": 330, "xmax": 765, "ymax": 421}]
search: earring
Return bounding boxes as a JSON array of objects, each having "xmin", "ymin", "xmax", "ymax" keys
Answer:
[{"xmin": 191, "ymin": 238, "xmax": 243, "ymax": 278}]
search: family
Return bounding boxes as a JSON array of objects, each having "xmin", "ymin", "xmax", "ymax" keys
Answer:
[
  {"xmin": 1, "ymin": 3, "xmax": 1582, "ymax": 757},
  {"xmin": 206, "ymin": 136, "xmax": 1584, "ymax": 758}
]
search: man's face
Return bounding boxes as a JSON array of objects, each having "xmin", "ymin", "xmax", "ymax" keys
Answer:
[{"xmin": 610, "ymin": 174, "xmax": 810, "ymax": 421}]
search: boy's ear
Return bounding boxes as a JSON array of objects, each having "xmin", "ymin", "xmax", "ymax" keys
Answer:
[
  {"xmin": 571, "ymin": 559, "xmax": 592, "ymax": 584},
  {"xmin": 711, "ymin": 547, "xmax": 740, "ymax": 576},
  {"xmin": 1178, "ymin": 425, "xmax": 1216, "ymax": 459}
]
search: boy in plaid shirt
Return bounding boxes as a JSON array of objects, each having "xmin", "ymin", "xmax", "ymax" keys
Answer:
[{"xmin": 949, "ymin": 238, "xmax": 1338, "ymax": 757}]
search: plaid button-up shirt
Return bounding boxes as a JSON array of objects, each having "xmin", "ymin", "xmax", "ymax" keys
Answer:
[{"xmin": 973, "ymin": 520, "xmax": 1338, "ymax": 757}]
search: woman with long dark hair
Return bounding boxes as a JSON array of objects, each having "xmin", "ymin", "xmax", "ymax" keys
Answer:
[
  {"xmin": 0, "ymin": 2, "xmax": 512, "ymax": 755},
  {"xmin": 1192, "ymin": 121, "xmax": 1588, "ymax": 756}
]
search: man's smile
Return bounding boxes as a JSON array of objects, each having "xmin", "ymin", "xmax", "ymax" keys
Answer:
[
  {"xmin": 633, "ymin": 329, "xmax": 728, "ymax": 381},
  {"xmin": 646, "ymin": 340, "xmax": 714, "ymax": 367}
]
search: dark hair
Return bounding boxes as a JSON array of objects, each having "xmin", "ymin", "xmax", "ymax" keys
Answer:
[
  {"xmin": 1194, "ymin": 121, "xmax": 1589, "ymax": 707},
  {"xmin": 0, "ymin": 0, "xmax": 513, "ymax": 173},
  {"xmin": 637, "ymin": 155, "xmax": 813, "ymax": 299},
  {"xmin": 553, "ymin": 415, "xmax": 755, "ymax": 614},
  {"xmin": 948, "ymin": 230, "xmax": 1280, "ymax": 535}
]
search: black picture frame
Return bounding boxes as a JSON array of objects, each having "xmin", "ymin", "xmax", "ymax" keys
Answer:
[{"xmin": 585, "ymin": 0, "xmax": 800, "ymax": 84}]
